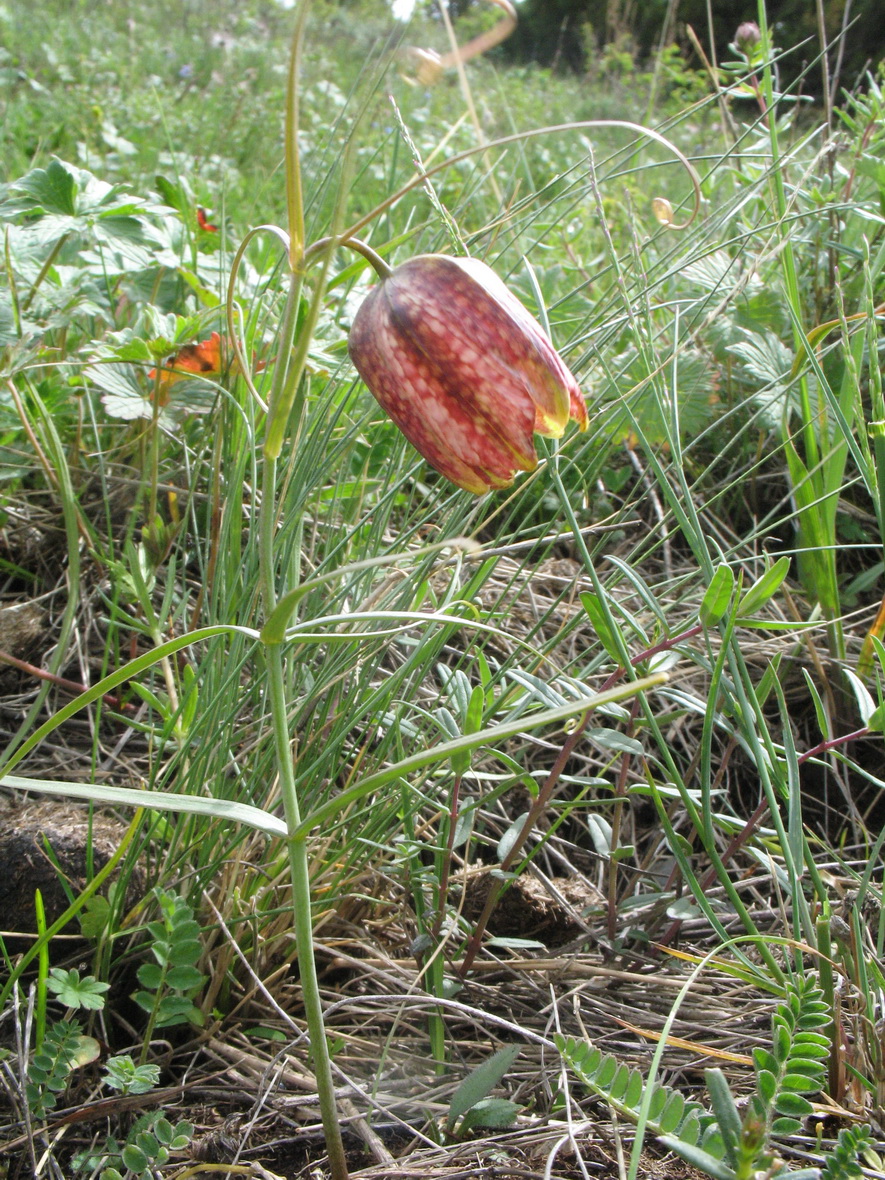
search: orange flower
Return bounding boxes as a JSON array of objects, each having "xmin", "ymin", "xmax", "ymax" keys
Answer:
[
  {"xmin": 149, "ymin": 332, "xmax": 222, "ymax": 404},
  {"xmin": 196, "ymin": 207, "xmax": 218, "ymax": 232}
]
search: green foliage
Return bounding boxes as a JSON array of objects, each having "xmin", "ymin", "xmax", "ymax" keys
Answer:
[
  {"xmin": 102, "ymin": 1056, "xmax": 162, "ymax": 1096},
  {"xmin": 46, "ymin": 967, "xmax": 110, "ymax": 1011},
  {"xmin": 821, "ymin": 1124, "xmax": 873, "ymax": 1180},
  {"xmin": 26, "ymin": 1020, "xmax": 98, "ymax": 1119},
  {"xmin": 662, "ymin": 976, "xmax": 838, "ymax": 1180},
  {"xmin": 133, "ymin": 889, "xmax": 207, "ymax": 1032},
  {"xmin": 73, "ymin": 1112, "xmax": 194, "ymax": 1180},
  {"xmin": 3, "ymin": 0, "xmax": 885, "ymax": 1174},
  {"xmin": 446, "ymin": 1045, "xmax": 521, "ymax": 1135},
  {"xmin": 563, "ymin": 974, "xmax": 872, "ymax": 1180},
  {"xmin": 748, "ymin": 974, "xmax": 830, "ymax": 1136},
  {"xmin": 555, "ymin": 1034, "xmax": 717, "ymax": 1148},
  {"xmin": 19, "ymin": 960, "xmax": 192, "ymax": 1174}
]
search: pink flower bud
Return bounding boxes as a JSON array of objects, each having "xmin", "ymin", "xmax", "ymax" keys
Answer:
[
  {"xmin": 348, "ymin": 254, "xmax": 588, "ymax": 494},
  {"xmin": 734, "ymin": 21, "xmax": 761, "ymax": 55}
]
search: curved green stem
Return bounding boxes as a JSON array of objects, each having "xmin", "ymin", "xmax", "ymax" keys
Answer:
[{"xmin": 302, "ymin": 118, "xmax": 702, "ymax": 273}]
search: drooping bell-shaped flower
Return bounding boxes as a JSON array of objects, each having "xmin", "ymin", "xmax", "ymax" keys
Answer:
[{"xmin": 348, "ymin": 254, "xmax": 588, "ymax": 494}]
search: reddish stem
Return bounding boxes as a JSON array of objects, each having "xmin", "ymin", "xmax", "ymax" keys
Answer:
[
  {"xmin": 0, "ymin": 649, "xmax": 133, "ymax": 713},
  {"xmin": 798, "ymin": 727, "xmax": 868, "ymax": 764}
]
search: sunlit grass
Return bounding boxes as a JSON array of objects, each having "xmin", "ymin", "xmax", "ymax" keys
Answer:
[{"xmin": 1, "ymin": 1, "xmax": 885, "ymax": 1176}]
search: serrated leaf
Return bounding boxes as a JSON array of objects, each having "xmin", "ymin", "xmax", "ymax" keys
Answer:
[
  {"xmin": 154, "ymin": 173, "xmax": 189, "ymax": 213},
  {"xmin": 78, "ymin": 895, "xmax": 111, "ymax": 940},
  {"xmin": 14, "ymin": 158, "xmax": 78, "ymax": 215},
  {"xmin": 447, "ymin": 1044, "xmax": 520, "ymax": 1128},
  {"xmin": 47, "ymin": 968, "xmax": 110, "ymax": 1011}
]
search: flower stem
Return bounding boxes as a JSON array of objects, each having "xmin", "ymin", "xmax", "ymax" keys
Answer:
[
  {"xmin": 255, "ymin": 1, "xmax": 349, "ymax": 1158},
  {"xmin": 265, "ymin": 640, "xmax": 349, "ymax": 1180}
]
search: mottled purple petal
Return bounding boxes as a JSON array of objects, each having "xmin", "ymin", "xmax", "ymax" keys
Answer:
[{"xmin": 348, "ymin": 253, "xmax": 588, "ymax": 494}]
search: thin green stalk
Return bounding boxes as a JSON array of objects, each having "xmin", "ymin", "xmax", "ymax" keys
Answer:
[
  {"xmin": 265, "ymin": 642, "xmax": 348, "ymax": 1180},
  {"xmin": 33, "ymin": 891, "xmax": 48, "ymax": 1053},
  {"xmin": 757, "ymin": 1, "xmax": 845, "ymax": 651},
  {"xmin": 326, "ymin": 119, "xmax": 702, "ymax": 250},
  {"xmin": 1, "ymin": 380, "xmax": 84, "ymax": 768},
  {"xmin": 402, "ymin": 790, "xmax": 446, "ymax": 1072},
  {"xmin": 255, "ymin": 6, "xmax": 346, "ymax": 1162},
  {"xmin": 258, "ymin": 369, "xmax": 348, "ymax": 1176},
  {"xmin": 21, "ymin": 232, "xmax": 69, "ymax": 312}
]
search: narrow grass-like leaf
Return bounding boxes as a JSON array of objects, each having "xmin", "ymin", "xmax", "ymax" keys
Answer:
[
  {"xmin": 704, "ymin": 1069, "xmax": 741, "ymax": 1161},
  {"xmin": 0, "ymin": 775, "xmax": 288, "ymax": 839}
]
